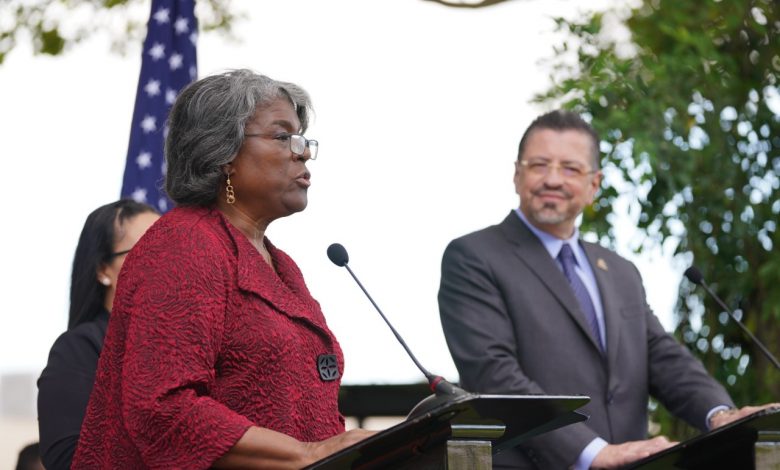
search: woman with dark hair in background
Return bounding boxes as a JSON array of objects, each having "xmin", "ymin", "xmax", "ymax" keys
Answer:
[
  {"xmin": 72, "ymin": 69, "xmax": 372, "ymax": 469},
  {"xmin": 37, "ymin": 199, "xmax": 159, "ymax": 470}
]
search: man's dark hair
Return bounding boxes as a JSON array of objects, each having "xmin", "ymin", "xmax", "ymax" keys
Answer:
[{"xmin": 517, "ymin": 110, "xmax": 600, "ymax": 168}]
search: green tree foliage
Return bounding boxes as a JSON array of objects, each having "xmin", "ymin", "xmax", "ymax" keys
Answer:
[
  {"xmin": 0, "ymin": 0, "xmax": 237, "ymax": 65},
  {"xmin": 536, "ymin": 0, "xmax": 780, "ymax": 439}
]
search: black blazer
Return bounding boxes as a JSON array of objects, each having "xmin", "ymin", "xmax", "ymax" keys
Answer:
[{"xmin": 38, "ymin": 310, "xmax": 108, "ymax": 470}]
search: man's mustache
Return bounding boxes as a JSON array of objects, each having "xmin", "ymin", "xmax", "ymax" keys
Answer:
[{"xmin": 532, "ymin": 188, "xmax": 571, "ymax": 199}]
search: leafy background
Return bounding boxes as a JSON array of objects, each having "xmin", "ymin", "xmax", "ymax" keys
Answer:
[{"xmin": 536, "ymin": 0, "xmax": 780, "ymax": 438}]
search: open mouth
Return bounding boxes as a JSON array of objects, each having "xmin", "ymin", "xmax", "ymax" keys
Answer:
[{"xmin": 295, "ymin": 172, "xmax": 311, "ymax": 188}]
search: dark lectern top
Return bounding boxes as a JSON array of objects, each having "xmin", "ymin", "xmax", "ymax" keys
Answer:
[
  {"xmin": 625, "ymin": 407, "xmax": 780, "ymax": 470},
  {"xmin": 306, "ymin": 393, "xmax": 589, "ymax": 470}
]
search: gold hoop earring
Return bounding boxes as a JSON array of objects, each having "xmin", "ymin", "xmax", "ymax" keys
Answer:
[{"xmin": 226, "ymin": 175, "xmax": 236, "ymax": 204}]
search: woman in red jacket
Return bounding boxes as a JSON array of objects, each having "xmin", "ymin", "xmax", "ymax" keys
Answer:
[{"xmin": 73, "ymin": 69, "xmax": 372, "ymax": 469}]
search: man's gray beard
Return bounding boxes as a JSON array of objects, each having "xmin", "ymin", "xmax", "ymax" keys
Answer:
[{"xmin": 530, "ymin": 207, "xmax": 567, "ymax": 226}]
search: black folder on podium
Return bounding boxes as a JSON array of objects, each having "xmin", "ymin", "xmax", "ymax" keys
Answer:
[
  {"xmin": 306, "ymin": 393, "xmax": 589, "ymax": 469},
  {"xmin": 625, "ymin": 407, "xmax": 780, "ymax": 469}
]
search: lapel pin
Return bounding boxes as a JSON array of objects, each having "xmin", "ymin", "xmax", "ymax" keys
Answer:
[{"xmin": 597, "ymin": 258, "xmax": 608, "ymax": 271}]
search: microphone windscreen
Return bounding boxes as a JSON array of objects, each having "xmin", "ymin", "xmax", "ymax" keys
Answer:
[
  {"xmin": 684, "ymin": 266, "xmax": 704, "ymax": 285},
  {"xmin": 327, "ymin": 243, "xmax": 349, "ymax": 267}
]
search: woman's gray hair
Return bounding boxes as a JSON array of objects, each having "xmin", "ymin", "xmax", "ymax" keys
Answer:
[{"xmin": 165, "ymin": 69, "xmax": 313, "ymax": 206}]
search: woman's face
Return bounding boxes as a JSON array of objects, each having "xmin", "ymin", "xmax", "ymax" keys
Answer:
[
  {"xmin": 227, "ymin": 98, "xmax": 313, "ymax": 222},
  {"xmin": 97, "ymin": 211, "xmax": 160, "ymax": 310}
]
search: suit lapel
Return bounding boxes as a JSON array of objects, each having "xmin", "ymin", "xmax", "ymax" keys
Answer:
[
  {"xmin": 499, "ymin": 213, "xmax": 604, "ymax": 354},
  {"xmin": 582, "ymin": 243, "xmax": 620, "ymax": 372}
]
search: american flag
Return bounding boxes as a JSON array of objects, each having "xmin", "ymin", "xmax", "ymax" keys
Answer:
[{"xmin": 121, "ymin": 0, "xmax": 197, "ymax": 213}]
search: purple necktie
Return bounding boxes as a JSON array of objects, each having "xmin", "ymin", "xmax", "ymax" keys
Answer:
[{"xmin": 558, "ymin": 243, "xmax": 604, "ymax": 351}]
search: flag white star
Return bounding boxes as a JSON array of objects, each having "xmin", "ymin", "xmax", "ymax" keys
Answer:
[
  {"xmin": 144, "ymin": 79, "xmax": 161, "ymax": 97},
  {"xmin": 148, "ymin": 43, "xmax": 166, "ymax": 60},
  {"xmin": 174, "ymin": 17, "xmax": 189, "ymax": 34},
  {"xmin": 165, "ymin": 88, "xmax": 177, "ymax": 105},
  {"xmin": 152, "ymin": 7, "xmax": 170, "ymax": 24},
  {"xmin": 140, "ymin": 115, "xmax": 157, "ymax": 133},
  {"xmin": 169, "ymin": 53, "xmax": 183, "ymax": 70},
  {"xmin": 131, "ymin": 187, "xmax": 148, "ymax": 203},
  {"xmin": 122, "ymin": 0, "xmax": 196, "ymax": 212},
  {"xmin": 136, "ymin": 151, "xmax": 153, "ymax": 169}
]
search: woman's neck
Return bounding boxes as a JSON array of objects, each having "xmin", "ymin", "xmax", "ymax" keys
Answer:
[{"xmin": 217, "ymin": 203, "xmax": 274, "ymax": 266}]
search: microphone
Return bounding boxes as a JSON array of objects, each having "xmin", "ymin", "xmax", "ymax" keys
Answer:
[
  {"xmin": 327, "ymin": 243, "xmax": 467, "ymax": 417},
  {"xmin": 684, "ymin": 266, "xmax": 780, "ymax": 372}
]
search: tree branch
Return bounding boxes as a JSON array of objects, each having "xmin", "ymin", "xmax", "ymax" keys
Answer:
[{"xmin": 422, "ymin": 0, "xmax": 515, "ymax": 8}]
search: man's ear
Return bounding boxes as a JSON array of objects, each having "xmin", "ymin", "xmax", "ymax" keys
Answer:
[
  {"xmin": 513, "ymin": 161, "xmax": 523, "ymax": 196},
  {"xmin": 589, "ymin": 169, "xmax": 603, "ymax": 198}
]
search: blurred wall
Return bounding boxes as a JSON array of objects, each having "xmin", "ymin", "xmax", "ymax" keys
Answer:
[{"xmin": 2, "ymin": 372, "xmax": 39, "ymax": 469}]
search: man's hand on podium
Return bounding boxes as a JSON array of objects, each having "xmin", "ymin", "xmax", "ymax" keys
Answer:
[
  {"xmin": 709, "ymin": 403, "xmax": 780, "ymax": 429},
  {"xmin": 590, "ymin": 436, "xmax": 677, "ymax": 469}
]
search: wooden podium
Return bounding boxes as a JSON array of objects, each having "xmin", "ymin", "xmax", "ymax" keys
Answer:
[
  {"xmin": 626, "ymin": 407, "xmax": 780, "ymax": 469},
  {"xmin": 305, "ymin": 393, "xmax": 589, "ymax": 469}
]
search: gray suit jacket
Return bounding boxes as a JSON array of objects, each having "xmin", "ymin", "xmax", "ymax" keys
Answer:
[{"xmin": 438, "ymin": 212, "xmax": 733, "ymax": 469}]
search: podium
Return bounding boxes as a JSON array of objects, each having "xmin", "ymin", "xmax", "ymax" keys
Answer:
[
  {"xmin": 306, "ymin": 393, "xmax": 589, "ymax": 469},
  {"xmin": 626, "ymin": 407, "xmax": 780, "ymax": 469}
]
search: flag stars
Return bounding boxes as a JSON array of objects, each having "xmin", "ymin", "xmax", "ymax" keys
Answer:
[
  {"xmin": 131, "ymin": 187, "xmax": 148, "ymax": 203},
  {"xmin": 123, "ymin": 3, "xmax": 197, "ymax": 213},
  {"xmin": 136, "ymin": 151, "xmax": 153, "ymax": 169},
  {"xmin": 148, "ymin": 43, "xmax": 166, "ymax": 60},
  {"xmin": 144, "ymin": 79, "xmax": 161, "ymax": 97},
  {"xmin": 140, "ymin": 115, "xmax": 157, "ymax": 133},
  {"xmin": 165, "ymin": 88, "xmax": 177, "ymax": 105},
  {"xmin": 153, "ymin": 7, "xmax": 170, "ymax": 24},
  {"xmin": 174, "ymin": 17, "xmax": 190, "ymax": 34},
  {"xmin": 169, "ymin": 53, "xmax": 183, "ymax": 70}
]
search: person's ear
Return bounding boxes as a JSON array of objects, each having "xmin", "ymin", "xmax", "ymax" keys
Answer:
[
  {"xmin": 513, "ymin": 160, "xmax": 523, "ymax": 196},
  {"xmin": 589, "ymin": 170, "xmax": 603, "ymax": 196},
  {"xmin": 96, "ymin": 265, "xmax": 111, "ymax": 286}
]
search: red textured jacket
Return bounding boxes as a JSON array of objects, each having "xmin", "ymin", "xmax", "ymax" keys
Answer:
[{"xmin": 73, "ymin": 206, "xmax": 345, "ymax": 469}]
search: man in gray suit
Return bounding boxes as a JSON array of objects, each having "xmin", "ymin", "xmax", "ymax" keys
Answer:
[{"xmin": 438, "ymin": 110, "xmax": 766, "ymax": 469}]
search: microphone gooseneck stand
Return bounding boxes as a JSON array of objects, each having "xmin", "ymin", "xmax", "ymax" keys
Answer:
[
  {"xmin": 684, "ymin": 266, "xmax": 780, "ymax": 372},
  {"xmin": 327, "ymin": 243, "xmax": 467, "ymax": 419}
]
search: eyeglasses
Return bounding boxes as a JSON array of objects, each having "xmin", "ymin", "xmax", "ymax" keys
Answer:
[
  {"xmin": 518, "ymin": 159, "xmax": 596, "ymax": 179},
  {"xmin": 245, "ymin": 132, "xmax": 318, "ymax": 160}
]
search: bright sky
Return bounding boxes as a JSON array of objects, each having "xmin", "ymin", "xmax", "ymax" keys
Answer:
[{"xmin": 0, "ymin": 0, "xmax": 679, "ymax": 385}]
